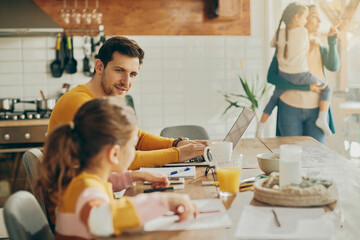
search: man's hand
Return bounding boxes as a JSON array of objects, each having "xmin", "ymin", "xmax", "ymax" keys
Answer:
[
  {"xmin": 131, "ymin": 171, "xmax": 170, "ymax": 188},
  {"xmin": 177, "ymin": 143, "xmax": 206, "ymax": 162},
  {"xmin": 177, "ymin": 140, "xmax": 208, "ymax": 147},
  {"xmin": 310, "ymin": 82, "xmax": 326, "ymax": 94}
]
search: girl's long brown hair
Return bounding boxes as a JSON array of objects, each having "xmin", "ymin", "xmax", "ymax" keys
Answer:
[
  {"xmin": 275, "ymin": 2, "xmax": 307, "ymax": 59},
  {"xmin": 36, "ymin": 97, "xmax": 137, "ymax": 211}
]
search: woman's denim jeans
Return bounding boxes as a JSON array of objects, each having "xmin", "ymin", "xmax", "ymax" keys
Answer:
[{"xmin": 278, "ymin": 99, "xmax": 326, "ymax": 143}]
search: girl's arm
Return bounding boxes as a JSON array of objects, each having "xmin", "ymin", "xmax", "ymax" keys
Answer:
[{"xmin": 267, "ymin": 56, "xmax": 310, "ymax": 91}]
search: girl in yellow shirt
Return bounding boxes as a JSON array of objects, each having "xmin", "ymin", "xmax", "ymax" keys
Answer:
[{"xmin": 38, "ymin": 98, "xmax": 198, "ymax": 239}]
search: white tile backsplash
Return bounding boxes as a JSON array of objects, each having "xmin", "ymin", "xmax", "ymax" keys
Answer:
[
  {"xmin": 0, "ymin": 62, "xmax": 23, "ymax": 73},
  {"xmin": 23, "ymin": 73, "xmax": 47, "ymax": 85},
  {"xmin": 22, "ymin": 37, "xmax": 47, "ymax": 48},
  {"xmin": 0, "ymin": 73, "xmax": 23, "ymax": 86},
  {"xmin": 0, "ymin": 49, "xmax": 22, "ymax": 61},
  {"xmin": 23, "ymin": 49, "xmax": 47, "ymax": 61},
  {"xmin": 0, "ymin": 86, "xmax": 23, "ymax": 98},
  {"xmin": 163, "ymin": 48, "xmax": 184, "ymax": 58},
  {"xmin": 203, "ymin": 37, "xmax": 225, "ymax": 47},
  {"xmin": 0, "ymin": 38, "xmax": 22, "ymax": 48},
  {"xmin": 141, "ymin": 94, "xmax": 163, "ymax": 105},
  {"xmin": 164, "ymin": 93, "xmax": 183, "ymax": 104},
  {"xmin": 0, "ymin": 34, "xmax": 266, "ymax": 139},
  {"xmin": 23, "ymin": 61, "xmax": 47, "ymax": 73}
]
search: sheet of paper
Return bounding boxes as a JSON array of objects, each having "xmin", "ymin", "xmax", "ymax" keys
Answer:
[
  {"xmin": 144, "ymin": 199, "xmax": 233, "ymax": 231},
  {"xmin": 139, "ymin": 166, "xmax": 196, "ymax": 178},
  {"xmin": 235, "ymin": 206, "xmax": 336, "ymax": 239}
]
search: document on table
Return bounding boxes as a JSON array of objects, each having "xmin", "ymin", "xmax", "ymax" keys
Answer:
[
  {"xmin": 139, "ymin": 166, "xmax": 196, "ymax": 178},
  {"xmin": 144, "ymin": 199, "xmax": 233, "ymax": 231},
  {"xmin": 235, "ymin": 206, "xmax": 336, "ymax": 239}
]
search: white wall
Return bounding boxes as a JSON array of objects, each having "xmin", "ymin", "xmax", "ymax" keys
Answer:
[{"xmin": 0, "ymin": 1, "xmax": 269, "ymax": 139}]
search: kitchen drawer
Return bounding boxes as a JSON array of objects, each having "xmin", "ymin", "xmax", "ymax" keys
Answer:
[{"xmin": 0, "ymin": 126, "xmax": 47, "ymax": 144}]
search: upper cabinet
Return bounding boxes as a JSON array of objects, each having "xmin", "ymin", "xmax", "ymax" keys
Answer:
[{"xmin": 33, "ymin": 0, "xmax": 250, "ymax": 35}]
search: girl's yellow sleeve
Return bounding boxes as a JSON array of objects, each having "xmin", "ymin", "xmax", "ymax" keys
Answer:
[{"xmin": 110, "ymin": 197, "xmax": 141, "ymax": 235}]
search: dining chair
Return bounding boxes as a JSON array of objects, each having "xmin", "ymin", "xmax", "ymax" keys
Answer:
[
  {"xmin": 4, "ymin": 191, "xmax": 54, "ymax": 240},
  {"xmin": 23, "ymin": 149, "xmax": 55, "ymax": 233},
  {"xmin": 125, "ymin": 95, "xmax": 135, "ymax": 112},
  {"xmin": 160, "ymin": 125, "xmax": 210, "ymax": 140},
  {"xmin": 22, "ymin": 148, "xmax": 45, "ymax": 214}
]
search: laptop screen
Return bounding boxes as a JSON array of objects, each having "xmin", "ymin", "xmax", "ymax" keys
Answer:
[{"xmin": 223, "ymin": 108, "xmax": 255, "ymax": 149}]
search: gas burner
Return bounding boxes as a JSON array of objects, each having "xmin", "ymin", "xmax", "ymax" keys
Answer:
[{"xmin": 0, "ymin": 111, "xmax": 52, "ymax": 120}]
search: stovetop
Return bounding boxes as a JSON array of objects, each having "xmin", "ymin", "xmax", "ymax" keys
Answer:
[{"xmin": 0, "ymin": 111, "xmax": 51, "ymax": 121}]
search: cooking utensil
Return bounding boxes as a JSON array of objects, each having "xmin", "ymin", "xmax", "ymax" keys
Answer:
[
  {"xmin": 0, "ymin": 98, "xmax": 20, "ymax": 112},
  {"xmin": 83, "ymin": 36, "xmax": 91, "ymax": 76},
  {"xmin": 36, "ymin": 98, "xmax": 57, "ymax": 112},
  {"xmin": 65, "ymin": 36, "xmax": 77, "ymax": 74},
  {"xmin": 61, "ymin": 34, "xmax": 68, "ymax": 71},
  {"xmin": 50, "ymin": 35, "xmax": 63, "ymax": 78},
  {"xmin": 40, "ymin": 90, "xmax": 46, "ymax": 101}
]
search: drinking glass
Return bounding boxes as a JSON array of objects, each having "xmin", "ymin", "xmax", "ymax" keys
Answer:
[
  {"xmin": 216, "ymin": 153, "xmax": 243, "ymax": 197},
  {"xmin": 82, "ymin": 0, "xmax": 92, "ymax": 25},
  {"xmin": 92, "ymin": 0, "xmax": 103, "ymax": 24},
  {"xmin": 60, "ymin": 0, "xmax": 70, "ymax": 24},
  {"xmin": 71, "ymin": 0, "xmax": 81, "ymax": 25},
  {"xmin": 279, "ymin": 144, "xmax": 302, "ymax": 188}
]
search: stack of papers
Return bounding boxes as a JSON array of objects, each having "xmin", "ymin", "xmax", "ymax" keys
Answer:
[
  {"xmin": 139, "ymin": 166, "xmax": 196, "ymax": 178},
  {"xmin": 235, "ymin": 206, "xmax": 335, "ymax": 239},
  {"xmin": 144, "ymin": 199, "xmax": 233, "ymax": 231}
]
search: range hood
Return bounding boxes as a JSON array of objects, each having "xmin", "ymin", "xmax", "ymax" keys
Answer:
[{"xmin": 0, "ymin": 0, "xmax": 63, "ymax": 36}]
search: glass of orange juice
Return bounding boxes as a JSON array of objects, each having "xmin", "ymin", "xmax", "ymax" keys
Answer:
[{"xmin": 216, "ymin": 153, "xmax": 243, "ymax": 197}]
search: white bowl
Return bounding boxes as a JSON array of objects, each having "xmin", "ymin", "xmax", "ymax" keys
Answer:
[{"xmin": 256, "ymin": 153, "xmax": 280, "ymax": 174}]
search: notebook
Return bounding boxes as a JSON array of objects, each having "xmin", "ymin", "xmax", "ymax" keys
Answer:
[
  {"xmin": 235, "ymin": 206, "xmax": 335, "ymax": 239},
  {"xmin": 144, "ymin": 199, "xmax": 233, "ymax": 231},
  {"xmin": 164, "ymin": 108, "xmax": 255, "ymax": 167},
  {"xmin": 139, "ymin": 166, "xmax": 196, "ymax": 178}
]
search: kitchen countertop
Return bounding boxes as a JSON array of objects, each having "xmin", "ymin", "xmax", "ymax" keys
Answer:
[{"xmin": 0, "ymin": 119, "xmax": 49, "ymax": 127}]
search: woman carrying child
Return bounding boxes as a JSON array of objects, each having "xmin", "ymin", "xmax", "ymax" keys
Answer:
[{"xmin": 258, "ymin": 2, "xmax": 339, "ymax": 142}]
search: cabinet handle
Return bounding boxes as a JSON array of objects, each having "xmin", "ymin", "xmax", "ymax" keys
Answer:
[
  {"xmin": 24, "ymin": 133, "xmax": 30, "ymax": 140},
  {"xmin": 4, "ymin": 134, "xmax": 10, "ymax": 141}
]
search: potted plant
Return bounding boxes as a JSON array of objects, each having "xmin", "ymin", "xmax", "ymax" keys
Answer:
[{"xmin": 219, "ymin": 75, "xmax": 268, "ymax": 134}]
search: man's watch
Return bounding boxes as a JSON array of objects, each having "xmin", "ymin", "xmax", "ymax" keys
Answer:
[{"xmin": 172, "ymin": 137, "xmax": 190, "ymax": 147}]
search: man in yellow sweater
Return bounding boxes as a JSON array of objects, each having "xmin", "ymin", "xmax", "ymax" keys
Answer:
[{"xmin": 48, "ymin": 36, "xmax": 206, "ymax": 170}]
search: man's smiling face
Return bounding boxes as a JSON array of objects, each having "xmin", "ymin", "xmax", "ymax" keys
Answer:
[{"xmin": 100, "ymin": 51, "xmax": 140, "ymax": 97}]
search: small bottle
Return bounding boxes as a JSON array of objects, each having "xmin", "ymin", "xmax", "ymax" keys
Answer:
[
  {"xmin": 57, "ymin": 83, "xmax": 70, "ymax": 99},
  {"xmin": 279, "ymin": 144, "xmax": 302, "ymax": 189}
]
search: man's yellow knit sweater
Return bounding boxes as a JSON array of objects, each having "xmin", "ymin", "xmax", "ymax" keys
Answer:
[{"xmin": 48, "ymin": 85, "xmax": 179, "ymax": 169}]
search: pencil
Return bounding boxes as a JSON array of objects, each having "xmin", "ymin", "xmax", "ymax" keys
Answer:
[{"xmin": 239, "ymin": 186, "xmax": 253, "ymax": 192}]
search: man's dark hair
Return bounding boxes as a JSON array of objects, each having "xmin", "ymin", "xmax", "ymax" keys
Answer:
[{"xmin": 96, "ymin": 36, "xmax": 145, "ymax": 69}]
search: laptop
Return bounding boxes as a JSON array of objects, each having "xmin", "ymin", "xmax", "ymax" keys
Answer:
[{"xmin": 163, "ymin": 108, "xmax": 256, "ymax": 167}]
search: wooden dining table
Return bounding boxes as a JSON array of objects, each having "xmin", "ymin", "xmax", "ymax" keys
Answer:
[{"xmin": 100, "ymin": 136, "xmax": 360, "ymax": 240}]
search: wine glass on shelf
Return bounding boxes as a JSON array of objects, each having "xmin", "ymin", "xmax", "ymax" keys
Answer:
[
  {"xmin": 82, "ymin": 0, "xmax": 92, "ymax": 25},
  {"xmin": 60, "ymin": 0, "xmax": 70, "ymax": 25},
  {"xmin": 92, "ymin": 0, "xmax": 103, "ymax": 24},
  {"xmin": 71, "ymin": 0, "xmax": 81, "ymax": 25}
]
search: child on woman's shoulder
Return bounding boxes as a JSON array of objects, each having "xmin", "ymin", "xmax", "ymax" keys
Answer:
[
  {"xmin": 258, "ymin": 2, "xmax": 333, "ymax": 137},
  {"xmin": 37, "ymin": 98, "xmax": 198, "ymax": 239}
]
